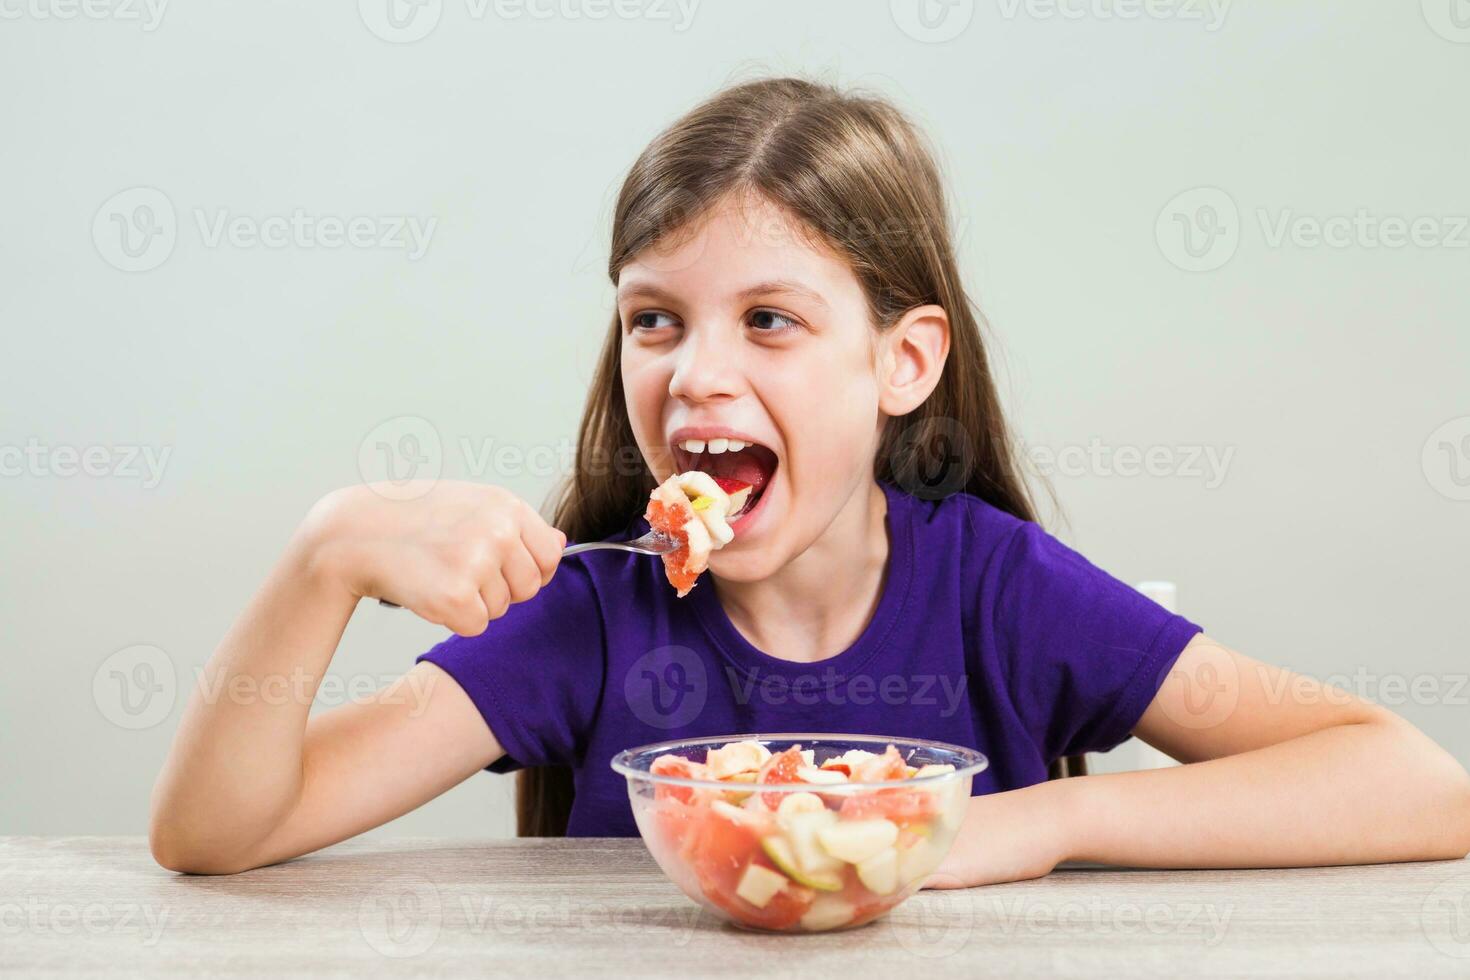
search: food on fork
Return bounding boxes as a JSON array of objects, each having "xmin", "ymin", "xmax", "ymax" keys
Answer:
[{"xmin": 645, "ymin": 471, "xmax": 753, "ymax": 596}]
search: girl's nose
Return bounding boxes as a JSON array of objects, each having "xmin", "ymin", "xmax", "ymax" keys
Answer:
[{"xmin": 668, "ymin": 327, "xmax": 743, "ymax": 403}]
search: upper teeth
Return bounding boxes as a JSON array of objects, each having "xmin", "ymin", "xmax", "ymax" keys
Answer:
[{"xmin": 680, "ymin": 437, "xmax": 746, "ymax": 454}]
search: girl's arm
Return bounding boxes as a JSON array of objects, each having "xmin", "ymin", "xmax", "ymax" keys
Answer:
[
  {"xmin": 149, "ymin": 482, "xmax": 563, "ymax": 874},
  {"xmin": 936, "ymin": 635, "xmax": 1470, "ymax": 887}
]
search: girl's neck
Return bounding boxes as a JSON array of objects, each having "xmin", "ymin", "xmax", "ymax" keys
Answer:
[{"xmin": 711, "ymin": 479, "xmax": 890, "ymax": 664}]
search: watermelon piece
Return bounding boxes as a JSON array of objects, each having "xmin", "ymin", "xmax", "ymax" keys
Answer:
[{"xmin": 645, "ymin": 496, "xmax": 702, "ymax": 596}]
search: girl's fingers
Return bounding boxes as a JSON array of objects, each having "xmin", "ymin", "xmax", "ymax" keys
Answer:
[
  {"xmin": 520, "ymin": 510, "xmax": 566, "ymax": 585},
  {"xmin": 479, "ymin": 578, "xmax": 511, "ymax": 623},
  {"xmin": 441, "ymin": 586, "xmax": 492, "ymax": 637},
  {"xmin": 500, "ymin": 542, "xmax": 543, "ymax": 605}
]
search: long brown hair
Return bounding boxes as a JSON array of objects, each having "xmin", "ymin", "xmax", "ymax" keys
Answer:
[{"xmin": 517, "ymin": 77, "xmax": 1076, "ymax": 837}]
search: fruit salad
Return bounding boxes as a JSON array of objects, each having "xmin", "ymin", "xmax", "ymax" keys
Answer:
[
  {"xmin": 645, "ymin": 471, "xmax": 753, "ymax": 596},
  {"xmin": 621, "ymin": 737, "xmax": 976, "ymax": 932}
]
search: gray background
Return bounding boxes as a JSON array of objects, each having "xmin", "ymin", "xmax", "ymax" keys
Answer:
[{"xmin": 2, "ymin": 1, "xmax": 1466, "ymax": 838}]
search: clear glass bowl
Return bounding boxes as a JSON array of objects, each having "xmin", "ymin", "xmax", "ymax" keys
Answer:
[{"xmin": 611, "ymin": 733, "xmax": 987, "ymax": 933}]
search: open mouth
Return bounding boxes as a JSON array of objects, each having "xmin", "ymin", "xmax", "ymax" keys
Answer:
[{"xmin": 670, "ymin": 436, "xmax": 779, "ymax": 521}]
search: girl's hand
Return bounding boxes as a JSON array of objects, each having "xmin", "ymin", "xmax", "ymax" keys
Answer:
[
  {"xmin": 926, "ymin": 781, "xmax": 1074, "ymax": 889},
  {"xmin": 304, "ymin": 481, "xmax": 566, "ymax": 636}
]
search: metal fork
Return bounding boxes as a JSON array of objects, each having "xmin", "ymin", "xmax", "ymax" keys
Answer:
[
  {"xmin": 561, "ymin": 529, "xmax": 677, "ymax": 557},
  {"xmin": 377, "ymin": 530, "xmax": 675, "ymax": 607}
]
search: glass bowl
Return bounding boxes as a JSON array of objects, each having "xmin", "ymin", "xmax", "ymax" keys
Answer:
[{"xmin": 611, "ymin": 733, "xmax": 987, "ymax": 933}]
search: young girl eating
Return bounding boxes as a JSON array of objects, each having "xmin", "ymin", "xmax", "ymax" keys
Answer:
[{"xmin": 150, "ymin": 77, "xmax": 1470, "ymax": 885}]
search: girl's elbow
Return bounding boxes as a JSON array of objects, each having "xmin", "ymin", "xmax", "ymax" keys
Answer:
[
  {"xmin": 1445, "ymin": 765, "xmax": 1470, "ymax": 859},
  {"xmin": 148, "ymin": 815, "xmax": 260, "ymax": 876}
]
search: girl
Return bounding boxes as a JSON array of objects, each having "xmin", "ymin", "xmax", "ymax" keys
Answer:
[{"xmin": 151, "ymin": 77, "xmax": 1470, "ymax": 883}]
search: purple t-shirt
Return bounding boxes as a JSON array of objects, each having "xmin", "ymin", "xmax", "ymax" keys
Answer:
[{"xmin": 418, "ymin": 480, "xmax": 1201, "ymax": 837}]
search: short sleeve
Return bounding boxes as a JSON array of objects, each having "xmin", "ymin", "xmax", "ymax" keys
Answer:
[
  {"xmin": 990, "ymin": 520, "xmax": 1202, "ymax": 761},
  {"xmin": 416, "ymin": 559, "xmax": 607, "ymax": 772}
]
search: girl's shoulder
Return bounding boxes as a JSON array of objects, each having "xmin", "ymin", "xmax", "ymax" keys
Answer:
[{"xmin": 883, "ymin": 480, "xmax": 1030, "ymax": 555}]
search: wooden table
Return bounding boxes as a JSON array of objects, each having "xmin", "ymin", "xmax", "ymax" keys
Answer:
[{"xmin": 4, "ymin": 837, "xmax": 1469, "ymax": 977}]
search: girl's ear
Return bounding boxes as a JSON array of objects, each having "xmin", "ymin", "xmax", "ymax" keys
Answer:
[{"xmin": 878, "ymin": 304, "xmax": 951, "ymax": 416}]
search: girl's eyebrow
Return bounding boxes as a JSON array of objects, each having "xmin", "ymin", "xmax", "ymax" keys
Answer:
[
  {"xmin": 736, "ymin": 280, "xmax": 830, "ymax": 310},
  {"xmin": 617, "ymin": 278, "xmax": 831, "ymax": 310},
  {"xmin": 616, "ymin": 282, "xmax": 681, "ymax": 307}
]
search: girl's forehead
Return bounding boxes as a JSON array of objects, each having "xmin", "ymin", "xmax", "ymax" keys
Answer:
[{"xmin": 617, "ymin": 195, "xmax": 859, "ymax": 306}]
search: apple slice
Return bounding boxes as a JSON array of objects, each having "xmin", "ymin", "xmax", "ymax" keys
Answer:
[
  {"xmin": 896, "ymin": 837, "xmax": 945, "ymax": 884},
  {"xmin": 799, "ymin": 895, "xmax": 856, "ymax": 931},
  {"xmin": 820, "ymin": 749, "xmax": 877, "ymax": 779},
  {"xmin": 706, "ymin": 740, "xmax": 771, "ymax": 779},
  {"xmin": 856, "ymin": 847, "xmax": 899, "ymax": 895},
  {"xmin": 912, "ymin": 763, "xmax": 956, "ymax": 778},
  {"xmin": 712, "ymin": 476, "xmax": 752, "ymax": 515},
  {"xmin": 817, "ymin": 818, "xmax": 899, "ymax": 864},
  {"xmin": 761, "ymin": 834, "xmax": 843, "ymax": 892},
  {"xmin": 776, "ymin": 792, "xmax": 826, "ymax": 819},
  {"xmin": 711, "ymin": 799, "xmax": 772, "ymax": 835},
  {"xmin": 853, "ymin": 745, "xmax": 907, "ymax": 782},
  {"xmin": 796, "ymin": 766, "xmax": 848, "ymax": 786},
  {"xmin": 779, "ymin": 810, "xmax": 844, "ymax": 877},
  {"xmin": 719, "ymin": 770, "xmax": 759, "ymax": 804},
  {"xmin": 735, "ymin": 862, "xmax": 790, "ymax": 908}
]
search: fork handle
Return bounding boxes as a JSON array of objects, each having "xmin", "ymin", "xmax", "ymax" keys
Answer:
[
  {"xmin": 379, "ymin": 539, "xmax": 650, "ymax": 607},
  {"xmin": 561, "ymin": 541, "xmax": 649, "ymax": 557}
]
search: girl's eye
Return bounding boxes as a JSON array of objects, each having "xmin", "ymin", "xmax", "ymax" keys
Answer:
[
  {"xmin": 747, "ymin": 309, "xmax": 799, "ymax": 334},
  {"xmin": 630, "ymin": 311, "xmax": 678, "ymax": 333}
]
